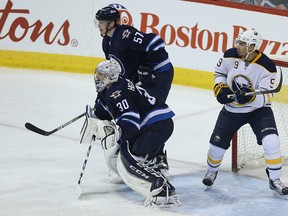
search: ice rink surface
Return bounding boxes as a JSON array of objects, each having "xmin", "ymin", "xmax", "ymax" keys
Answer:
[{"xmin": 1, "ymin": 67, "xmax": 288, "ymax": 216}]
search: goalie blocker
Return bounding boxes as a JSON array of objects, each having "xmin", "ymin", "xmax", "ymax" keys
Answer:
[{"xmin": 80, "ymin": 109, "xmax": 120, "ymax": 175}]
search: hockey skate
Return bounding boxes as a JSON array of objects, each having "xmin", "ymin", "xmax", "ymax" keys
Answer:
[
  {"xmin": 266, "ymin": 168, "xmax": 288, "ymax": 199},
  {"xmin": 144, "ymin": 178, "xmax": 181, "ymax": 208},
  {"xmin": 202, "ymin": 170, "xmax": 218, "ymax": 188},
  {"xmin": 269, "ymin": 178, "xmax": 288, "ymax": 199}
]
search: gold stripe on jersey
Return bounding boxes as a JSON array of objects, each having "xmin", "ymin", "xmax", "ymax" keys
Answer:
[{"xmin": 251, "ymin": 52, "xmax": 262, "ymax": 63}]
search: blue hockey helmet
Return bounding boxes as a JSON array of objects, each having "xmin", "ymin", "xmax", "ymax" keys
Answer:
[{"xmin": 95, "ymin": 6, "xmax": 120, "ymax": 22}]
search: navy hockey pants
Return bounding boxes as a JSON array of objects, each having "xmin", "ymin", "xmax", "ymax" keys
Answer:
[
  {"xmin": 128, "ymin": 118, "xmax": 174, "ymax": 160},
  {"xmin": 210, "ymin": 107, "xmax": 278, "ymax": 150}
]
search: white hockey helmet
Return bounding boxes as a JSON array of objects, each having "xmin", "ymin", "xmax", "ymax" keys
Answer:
[
  {"xmin": 94, "ymin": 59, "xmax": 121, "ymax": 92},
  {"xmin": 235, "ymin": 29, "xmax": 262, "ymax": 51}
]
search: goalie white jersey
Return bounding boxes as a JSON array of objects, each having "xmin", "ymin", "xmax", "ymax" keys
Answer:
[{"xmin": 215, "ymin": 48, "xmax": 277, "ymax": 113}]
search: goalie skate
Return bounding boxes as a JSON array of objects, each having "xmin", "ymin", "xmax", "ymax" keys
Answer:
[
  {"xmin": 155, "ymin": 151, "xmax": 170, "ymax": 179},
  {"xmin": 144, "ymin": 182, "xmax": 181, "ymax": 208},
  {"xmin": 134, "ymin": 153, "xmax": 170, "ymax": 179},
  {"xmin": 149, "ymin": 152, "xmax": 170, "ymax": 179},
  {"xmin": 145, "ymin": 193, "xmax": 181, "ymax": 208}
]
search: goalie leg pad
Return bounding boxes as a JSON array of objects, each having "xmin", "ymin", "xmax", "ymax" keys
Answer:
[
  {"xmin": 103, "ymin": 144, "xmax": 120, "ymax": 175},
  {"xmin": 117, "ymin": 154, "xmax": 156, "ymax": 198},
  {"xmin": 117, "ymin": 141, "xmax": 164, "ymax": 197},
  {"xmin": 117, "ymin": 141, "xmax": 180, "ymax": 207}
]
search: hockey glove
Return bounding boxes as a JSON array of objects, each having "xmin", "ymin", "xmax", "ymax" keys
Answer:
[
  {"xmin": 80, "ymin": 108, "xmax": 121, "ymax": 146},
  {"xmin": 80, "ymin": 105, "xmax": 99, "ymax": 144},
  {"xmin": 214, "ymin": 83, "xmax": 235, "ymax": 104},
  {"xmin": 137, "ymin": 65, "xmax": 155, "ymax": 85},
  {"xmin": 235, "ymin": 87, "xmax": 256, "ymax": 104},
  {"xmin": 96, "ymin": 120, "xmax": 121, "ymax": 150}
]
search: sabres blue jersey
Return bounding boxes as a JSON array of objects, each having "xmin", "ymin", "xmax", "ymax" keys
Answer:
[
  {"xmin": 94, "ymin": 77, "xmax": 175, "ymax": 142},
  {"xmin": 102, "ymin": 25, "xmax": 172, "ymax": 83}
]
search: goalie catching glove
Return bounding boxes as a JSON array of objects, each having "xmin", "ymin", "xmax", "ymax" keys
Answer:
[
  {"xmin": 80, "ymin": 105, "xmax": 121, "ymax": 148},
  {"xmin": 214, "ymin": 83, "xmax": 235, "ymax": 104}
]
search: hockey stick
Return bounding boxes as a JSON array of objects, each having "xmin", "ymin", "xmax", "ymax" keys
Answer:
[
  {"xmin": 25, "ymin": 112, "xmax": 86, "ymax": 136},
  {"xmin": 75, "ymin": 141, "xmax": 93, "ymax": 198},
  {"xmin": 227, "ymin": 68, "xmax": 283, "ymax": 99}
]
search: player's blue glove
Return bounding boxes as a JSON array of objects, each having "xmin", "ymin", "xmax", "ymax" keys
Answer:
[
  {"xmin": 137, "ymin": 65, "xmax": 155, "ymax": 85},
  {"xmin": 214, "ymin": 83, "xmax": 235, "ymax": 104},
  {"xmin": 235, "ymin": 87, "xmax": 256, "ymax": 104}
]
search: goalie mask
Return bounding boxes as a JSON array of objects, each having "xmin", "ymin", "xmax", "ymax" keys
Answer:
[{"xmin": 94, "ymin": 59, "xmax": 121, "ymax": 92}]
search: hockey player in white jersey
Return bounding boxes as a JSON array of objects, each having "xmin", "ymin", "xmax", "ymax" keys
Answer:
[{"xmin": 202, "ymin": 29, "xmax": 288, "ymax": 198}]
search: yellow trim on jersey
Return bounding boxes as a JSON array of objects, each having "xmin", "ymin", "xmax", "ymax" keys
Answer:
[{"xmin": 251, "ymin": 52, "xmax": 262, "ymax": 63}]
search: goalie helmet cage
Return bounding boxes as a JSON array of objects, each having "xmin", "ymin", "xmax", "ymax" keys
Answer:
[{"xmin": 231, "ymin": 55, "xmax": 288, "ymax": 173}]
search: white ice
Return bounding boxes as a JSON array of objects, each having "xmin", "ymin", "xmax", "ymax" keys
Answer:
[{"xmin": 1, "ymin": 67, "xmax": 288, "ymax": 216}]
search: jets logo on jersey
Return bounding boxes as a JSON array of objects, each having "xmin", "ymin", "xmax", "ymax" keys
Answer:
[
  {"xmin": 110, "ymin": 90, "xmax": 122, "ymax": 99},
  {"xmin": 231, "ymin": 75, "xmax": 253, "ymax": 91},
  {"xmin": 122, "ymin": 29, "xmax": 131, "ymax": 39}
]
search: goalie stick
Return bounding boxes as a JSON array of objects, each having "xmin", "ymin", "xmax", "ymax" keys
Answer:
[
  {"xmin": 227, "ymin": 68, "xmax": 283, "ymax": 99},
  {"xmin": 25, "ymin": 111, "xmax": 86, "ymax": 136},
  {"xmin": 75, "ymin": 141, "xmax": 93, "ymax": 198}
]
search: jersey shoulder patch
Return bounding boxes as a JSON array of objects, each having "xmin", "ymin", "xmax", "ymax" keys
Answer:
[
  {"xmin": 117, "ymin": 25, "xmax": 137, "ymax": 40},
  {"xmin": 106, "ymin": 79, "xmax": 126, "ymax": 99},
  {"xmin": 109, "ymin": 90, "xmax": 122, "ymax": 99},
  {"xmin": 255, "ymin": 53, "xmax": 277, "ymax": 73},
  {"xmin": 223, "ymin": 48, "xmax": 239, "ymax": 58}
]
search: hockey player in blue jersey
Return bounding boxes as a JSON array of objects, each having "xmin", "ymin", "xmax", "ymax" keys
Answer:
[
  {"xmin": 94, "ymin": 5, "xmax": 173, "ymax": 177},
  {"xmin": 202, "ymin": 29, "xmax": 288, "ymax": 198},
  {"xmin": 80, "ymin": 59, "xmax": 180, "ymax": 207},
  {"xmin": 95, "ymin": 5, "xmax": 173, "ymax": 105}
]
